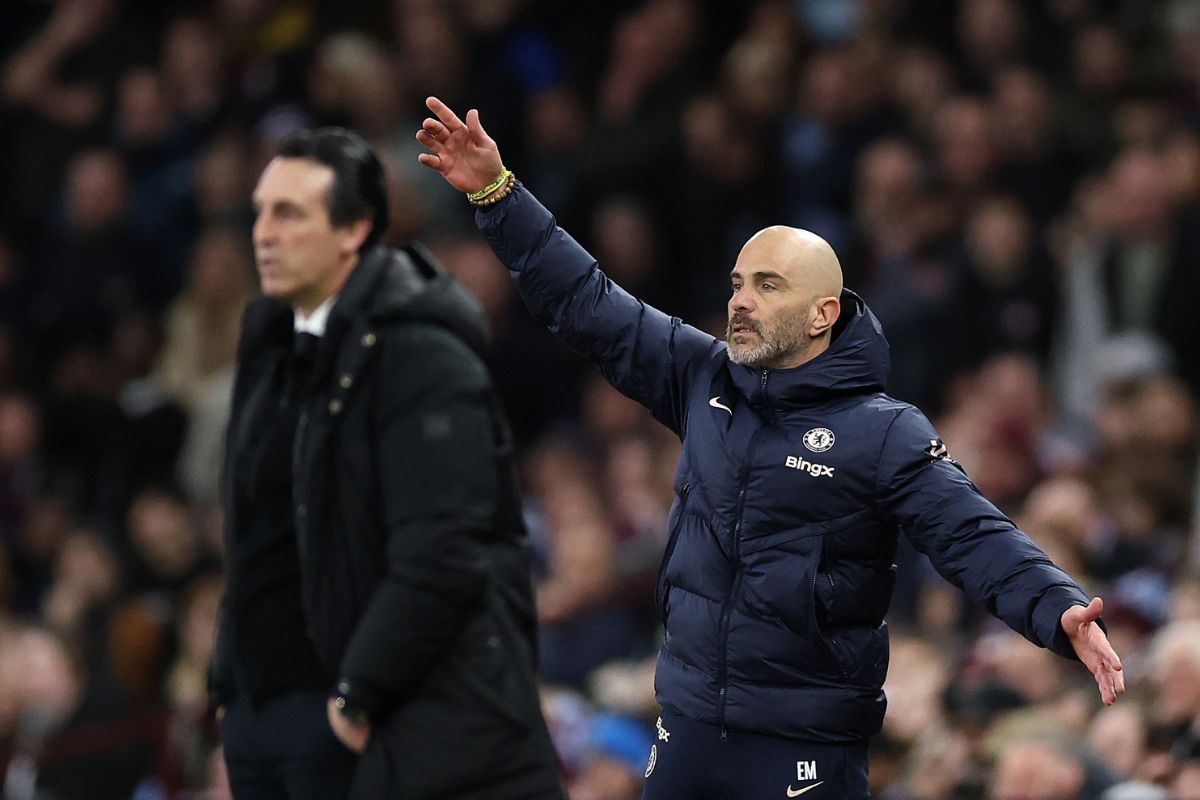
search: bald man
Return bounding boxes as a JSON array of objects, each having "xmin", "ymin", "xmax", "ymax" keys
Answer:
[
  {"xmin": 726, "ymin": 226, "xmax": 843, "ymax": 370},
  {"xmin": 417, "ymin": 98, "xmax": 1123, "ymax": 800}
]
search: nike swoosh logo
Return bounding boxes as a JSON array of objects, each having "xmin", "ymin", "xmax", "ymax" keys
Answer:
[
  {"xmin": 786, "ymin": 782, "xmax": 824, "ymax": 797},
  {"xmin": 709, "ymin": 396, "xmax": 732, "ymax": 415}
]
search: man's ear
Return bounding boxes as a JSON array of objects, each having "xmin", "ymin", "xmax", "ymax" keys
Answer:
[
  {"xmin": 809, "ymin": 297, "xmax": 841, "ymax": 337},
  {"xmin": 338, "ymin": 218, "xmax": 373, "ymax": 257}
]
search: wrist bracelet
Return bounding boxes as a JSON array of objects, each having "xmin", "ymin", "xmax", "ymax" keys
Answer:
[
  {"xmin": 466, "ymin": 168, "xmax": 512, "ymax": 203},
  {"xmin": 468, "ymin": 172, "xmax": 517, "ymax": 207}
]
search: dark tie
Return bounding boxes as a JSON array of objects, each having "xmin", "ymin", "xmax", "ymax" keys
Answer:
[
  {"xmin": 286, "ymin": 332, "xmax": 320, "ymax": 404},
  {"xmin": 293, "ymin": 332, "xmax": 319, "ymax": 365}
]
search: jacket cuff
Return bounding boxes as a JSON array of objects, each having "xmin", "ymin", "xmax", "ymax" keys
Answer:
[
  {"xmin": 1034, "ymin": 585, "xmax": 1095, "ymax": 660},
  {"xmin": 475, "ymin": 185, "xmax": 549, "ymax": 273}
]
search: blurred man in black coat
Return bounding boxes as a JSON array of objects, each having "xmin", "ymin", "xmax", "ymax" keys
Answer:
[{"xmin": 210, "ymin": 127, "xmax": 564, "ymax": 800}]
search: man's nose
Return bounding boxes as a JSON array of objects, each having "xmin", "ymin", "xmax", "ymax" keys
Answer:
[
  {"xmin": 730, "ymin": 288, "xmax": 754, "ymax": 313},
  {"xmin": 253, "ymin": 215, "xmax": 274, "ymax": 247}
]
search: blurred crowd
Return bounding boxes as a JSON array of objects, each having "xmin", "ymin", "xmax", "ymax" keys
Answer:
[{"xmin": 1, "ymin": 0, "xmax": 1199, "ymax": 798}]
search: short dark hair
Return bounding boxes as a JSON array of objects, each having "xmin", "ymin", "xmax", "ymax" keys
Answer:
[{"xmin": 275, "ymin": 127, "xmax": 389, "ymax": 251}]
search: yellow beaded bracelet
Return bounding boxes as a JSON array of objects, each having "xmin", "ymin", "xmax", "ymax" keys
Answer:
[
  {"xmin": 469, "ymin": 172, "xmax": 517, "ymax": 207},
  {"xmin": 466, "ymin": 168, "xmax": 513, "ymax": 203}
]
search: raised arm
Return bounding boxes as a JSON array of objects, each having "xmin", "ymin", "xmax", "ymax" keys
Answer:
[{"xmin": 417, "ymin": 97, "xmax": 718, "ymax": 435}]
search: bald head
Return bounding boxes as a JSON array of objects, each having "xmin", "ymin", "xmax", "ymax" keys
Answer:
[
  {"xmin": 737, "ymin": 226, "xmax": 844, "ymax": 300},
  {"xmin": 727, "ymin": 227, "xmax": 844, "ymax": 370}
]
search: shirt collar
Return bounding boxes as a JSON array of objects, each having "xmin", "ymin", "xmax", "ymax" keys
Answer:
[{"xmin": 293, "ymin": 295, "xmax": 337, "ymax": 336}]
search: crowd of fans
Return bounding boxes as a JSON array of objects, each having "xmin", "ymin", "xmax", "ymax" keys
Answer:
[{"xmin": 1, "ymin": 0, "xmax": 1199, "ymax": 797}]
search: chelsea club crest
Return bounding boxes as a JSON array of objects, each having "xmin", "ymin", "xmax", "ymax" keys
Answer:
[{"xmin": 803, "ymin": 428, "xmax": 835, "ymax": 453}]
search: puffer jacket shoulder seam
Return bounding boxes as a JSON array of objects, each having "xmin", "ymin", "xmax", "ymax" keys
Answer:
[{"xmin": 871, "ymin": 405, "xmax": 910, "ymax": 516}]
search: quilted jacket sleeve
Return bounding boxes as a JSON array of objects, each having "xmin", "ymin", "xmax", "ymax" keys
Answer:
[
  {"xmin": 477, "ymin": 186, "xmax": 718, "ymax": 436},
  {"xmin": 876, "ymin": 405, "xmax": 1091, "ymax": 659}
]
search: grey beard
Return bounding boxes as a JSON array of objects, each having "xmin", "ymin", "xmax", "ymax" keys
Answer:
[
  {"xmin": 726, "ymin": 313, "xmax": 811, "ymax": 368},
  {"xmin": 727, "ymin": 334, "xmax": 792, "ymax": 366}
]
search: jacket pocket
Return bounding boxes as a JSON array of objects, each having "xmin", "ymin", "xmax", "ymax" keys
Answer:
[
  {"xmin": 811, "ymin": 567, "xmax": 849, "ymax": 680},
  {"xmin": 656, "ymin": 483, "xmax": 691, "ymax": 622},
  {"xmin": 449, "ymin": 603, "xmax": 539, "ymax": 733}
]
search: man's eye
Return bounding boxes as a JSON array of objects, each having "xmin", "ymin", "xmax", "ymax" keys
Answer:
[
  {"xmin": 761, "ymin": 283, "xmax": 776, "ymax": 291},
  {"xmin": 730, "ymin": 284, "xmax": 741, "ymax": 293}
]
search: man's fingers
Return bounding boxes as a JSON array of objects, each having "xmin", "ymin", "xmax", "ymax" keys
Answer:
[
  {"xmin": 415, "ymin": 129, "xmax": 445, "ymax": 154},
  {"xmin": 421, "ymin": 118, "xmax": 451, "ymax": 141},
  {"xmin": 416, "ymin": 151, "xmax": 443, "ymax": 170},
  {"xmin": 1093, "ymin": 659, "xmax": 1125, "ymax": 705},
  {"xmin": 465, "ymin": 108, "xmax": 492, "ymax": 146},
  {"xmin": 1094, "ymin": 664, "xmax": 1113, "ymax": 704},
  {"xmin": 1104, "ymin": 673, "xmax": 1119, "ymax": 704},
  {"xmin": 1073, "ymin": 596, "xmax": 1104, "ymax": 627},
  {"xmin": 1068, "ymin": 599, "xmax": 1100, "ymax": 627},
  {"xmin": 1092, "ymin": 625, "xmax": 1123, "ymax": 674},
  {"xmin": 1107, "ymin": 653, "xmax": 1126, "ymax": 696},
  {"xmin": 1104, "ymin": 645, "xmax": 1123, "ymax": 673},
  {"xmin": 426, "ymin": 96, "xmax": 465, "ymax": 131}
]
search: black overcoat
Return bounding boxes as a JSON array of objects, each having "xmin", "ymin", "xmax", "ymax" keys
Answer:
[{"xmin": 212, "ymin": 245, "xmax": 563, "ymax": 799}]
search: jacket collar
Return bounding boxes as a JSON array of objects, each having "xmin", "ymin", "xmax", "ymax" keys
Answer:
[
  {"xmin": 239, "ymin": 243, "xmax": 489, "ymax": 364},
  {"xmin": 727, "ymin": 289, "xmax": 890, "ymax": 410},
  {"xmin": 240, "ymin": 246, "xmax": 401, "ymax": 358}
]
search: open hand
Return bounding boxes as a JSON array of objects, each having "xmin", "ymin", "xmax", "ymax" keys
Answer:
[
  {"xmin": 1061, "ymin": 597, "xmax": 1125, "ymax": 705},
  {"xmin": 416, "ymin": 96, "xmax": 505, "ymax": 194}
]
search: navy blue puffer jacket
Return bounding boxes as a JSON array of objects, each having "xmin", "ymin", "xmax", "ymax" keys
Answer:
[{"xmin": 479, "ymin": 187, "xmax": 1091, "ymax": 743}]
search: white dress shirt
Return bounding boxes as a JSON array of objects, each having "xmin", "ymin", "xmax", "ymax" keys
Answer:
[{"xmin": 293, "ymin": 295, "xmax": 336, "ymax": 336}]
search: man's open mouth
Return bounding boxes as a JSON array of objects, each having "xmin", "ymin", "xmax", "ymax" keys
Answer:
[{"xmin": 729, "ymin": 319, "xmax": 757, "ymax": 335}]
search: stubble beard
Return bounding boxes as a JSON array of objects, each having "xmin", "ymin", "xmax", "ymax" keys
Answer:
[{"xmin": 726, "ymin": 307, "xmax": 812, "ymax": 368}]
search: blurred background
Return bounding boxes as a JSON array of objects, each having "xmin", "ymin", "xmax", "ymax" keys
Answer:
[{"xmin": 0, "ymin": 0, "xmax": 1199, "ymax": 798}]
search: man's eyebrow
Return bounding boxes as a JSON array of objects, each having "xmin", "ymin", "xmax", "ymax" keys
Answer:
[
  {"xmin": 252, "ymin": 197, "xmax": 304, "ymax": 212},
  {"xmin": 730, "ymin": 270, "xmax": 789, "ymax": 283}
]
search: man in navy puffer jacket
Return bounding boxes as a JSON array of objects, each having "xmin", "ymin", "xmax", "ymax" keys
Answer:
[{"xmin": 416, "ymin": 98, "xmax": 1124, "ymax": 799}]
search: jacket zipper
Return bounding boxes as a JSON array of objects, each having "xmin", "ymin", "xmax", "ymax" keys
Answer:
[
  {"xmin": 717, "ymin": 369, "xmax": 770, "ymax": 738},
  {"xmin": 717, "ymin": 426, "xmax": 767, "ymax": 740},
  {"xmin": 655, "ymin": 482, "xmax": 692, "ymax": 619}
]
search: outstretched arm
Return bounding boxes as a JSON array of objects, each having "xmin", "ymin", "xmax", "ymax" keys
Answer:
[{"xmin": 879, "ymin": 406, "xmax": 1125, "ymax": 705}]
